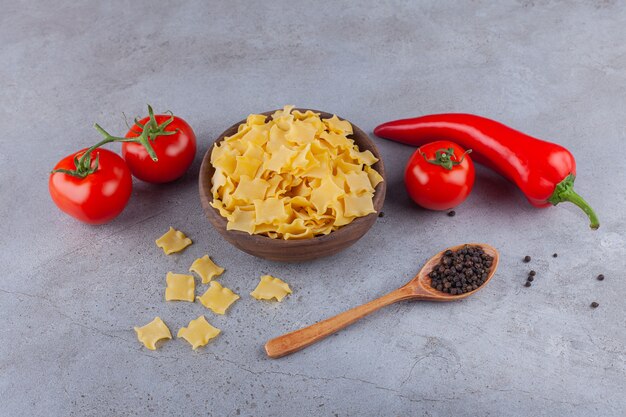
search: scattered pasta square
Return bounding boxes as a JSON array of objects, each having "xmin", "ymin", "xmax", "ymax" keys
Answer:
[
  {"xmin": 164, "ymin": 272, "xmax": 195, "ymax": 302},
  {"xmin": 156, "ymin": 227, "xmax": 192, "ymax": 255},
  {"xmin": 177, "ymin": 316, "xmax": 221, "ymax": 350},
  {"xmin": 198, "ymin": 281, "xmax": 240, "ymax": 315},
  {"xmin": 189, "ymin": 255, "xmax": 224, "ymax": 283},
  {"xmin": 134, "ymin": 317, "xmax": 172, "ymax": 351},
  {"xmin": 250, "ymin": 275, "xmax": 292, "ymax": 302}
]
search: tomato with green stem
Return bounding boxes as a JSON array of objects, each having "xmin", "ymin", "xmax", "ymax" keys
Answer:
[
  {"xmin": 404, "ymin": 141, "xmax": 474, "ymax": 210},
  {"xmin": 122, "ymin": 106, "xmax": 196, "ymax": 183},
  {"xmin": 49, "ymin": 148, "xmax": 133, "ymax": 224}
]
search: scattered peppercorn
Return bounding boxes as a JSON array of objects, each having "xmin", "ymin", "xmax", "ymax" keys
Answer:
[
  {"xmin": 378, "ymin": 211, "xmax": 385, "ymax": 218},
  {"xmin": 523, "ymin": 255, "xmax": 531, "ymax": 263},
  {"xmin": 527, "ymin": 276, "xmax": 534, "ymax": 282},
  {"xmin": 552, "ymin": 253, "xmax": 558, "ymax": 258},
  {"xmin": 590, "ymin": 302, "xmax": 599, "ymax": 308},
  {"xmin": 447, "ymin": 210, "xmax": 456, "ymax": 217},
  {"xmin": 529, "ymin": 270, "xmax": 536, "ymax": 276},
  {"xmin": 596, "ymin": 274, "xmax": 604, "ymax": 281},
  {"xmin": 524, "ymin": 281, "xmax": 531, "ymax": 287},
  {"xmin": 428, "ymin": 245, "xmax": 493, "ymax": 295}
]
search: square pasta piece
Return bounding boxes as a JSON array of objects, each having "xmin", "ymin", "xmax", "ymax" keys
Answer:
[
  {"xmin": 177, "ymin": 316, "xmax": 221, "ymax": 350},
  {"xmin": 345, "ymin": 171, "xmax": 375, "ymax": 195},
  {"xmin": 309, "ymin": 177, "xmax": 344, "ymax": 214},
  {"xmin": 198, "ymin": 281, "xmax": 240, "ymax": 315},
  {"xmin": 134, "ymin": 317, "xmax": 172, "ymax": 350},
  {"xmin": 155, "ymin": 227, "xmax": 192, "ymax": 255},
  {"xmin": 226, "ymin": 207, "xmax": 256, "ymax": 234},
  {"xmin": 232, "ymin": 176, "xmax": 269, "ymax": 202},
  {"xmin": 254, "ymin": 197, "xmax": 288, "ymax": 224},
  {"xmin": 250, "ymin": 275, "xmax": 292, "ymax": 302},
  {"xmin": 189, "ymin": 255, "xmax": 224, "ymax": 284},
  {"xmin": 343, "ymin": 193, "xmax": 375, "ymax": 217},
  {"xmin": 365, "ymin": 165, "xmax": 384, "ymax": 188},
  {"xmin": 164, "ymin": 272, "xmax": 195, "ymax": 302},
  {"xmin": 323, "ymin": 114, "xmax": 353, "ymax": 135}
]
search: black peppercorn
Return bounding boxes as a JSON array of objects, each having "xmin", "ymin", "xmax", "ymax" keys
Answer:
[
  {"xmin": 597, "ymin": 274, "xmax": 604, "ymax": 281},
  {"xmin": 447, "ymin": 210, "xmax": 456, "ymax": 217},
  {"xmin": 590, "ymin": 302, "xmax": 599, "ymax": 308},
  {"xmin": 527, "ymin": 276, "xmax": 534, "ymax": 282},
  {"xmin": 529, "ymin": 270, "xmax": 536, "ymax": 276},
  {"xmin": 552, "ymin": 253, "xmax": 558, "ymax": 258},
  {"xmin": 523, "ymin": 255, "xmax": 531, "ymax": 263},
  {"xmin": 429, "ymin": 245, "xmax": 493, "ymax": 295},
  {"xmin": 378, "ymin": 211, "xmax": 385, "ymax": 218},
  {"xmin": 524, "ymin": 281, "xmax": 531, "ymax": 287}
]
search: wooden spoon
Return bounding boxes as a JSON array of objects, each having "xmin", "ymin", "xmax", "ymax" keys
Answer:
[{"xmin": 265, "ymin": 243, "xmax": 499, "ymax": 358}]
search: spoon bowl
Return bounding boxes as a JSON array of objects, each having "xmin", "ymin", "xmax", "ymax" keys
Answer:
[
  {"xmin": 403, "ymin": 242, "xmax": 499, "ymax": 301},
  {"xmin": 265, "ymin": 243, "xmax": 499, "ymax": 358}
]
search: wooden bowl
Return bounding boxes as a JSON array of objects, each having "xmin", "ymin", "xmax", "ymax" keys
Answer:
[{"xmin": 198, "ymin": 109, "xmax": 387, "ymax": 262}]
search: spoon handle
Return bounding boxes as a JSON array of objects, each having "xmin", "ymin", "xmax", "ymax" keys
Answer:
[{"xmin": 265, "ymin": 286, "xmax": 413, "ymax": 358}]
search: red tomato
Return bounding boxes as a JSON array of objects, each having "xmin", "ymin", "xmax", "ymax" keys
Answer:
[
  {"xmin": 122, "ymin": 115, "xmax": 196, "ymax": 183},
  {"xmin": 404, "ymin": 141, "xmax": 475, "ymax": 210},
  {"xmin": 49, "ymin": 148, "xmax": 132, "ymax": 224}
]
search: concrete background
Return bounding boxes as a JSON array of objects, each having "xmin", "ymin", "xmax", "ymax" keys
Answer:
[{"xmin": 1, "ymin": 1, "xmax": 625, "ymax": 416}]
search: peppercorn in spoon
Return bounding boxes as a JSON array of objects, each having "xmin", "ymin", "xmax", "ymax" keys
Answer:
[{"xmin": 265, "ymin": 243, "xmax": 499, "ymax": 358}]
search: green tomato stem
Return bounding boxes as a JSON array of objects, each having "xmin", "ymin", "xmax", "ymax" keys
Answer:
[
  {"xmin": 51, "ymin": 104, "xmax": 173, "ymax": 179},
  {"xmin": 421, "ymin": 147, "xmax": 472, "ymax": 170}
]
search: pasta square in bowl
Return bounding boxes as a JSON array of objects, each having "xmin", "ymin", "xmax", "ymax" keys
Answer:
[{"xmin": 199, "ymin": 107, "xmax": 386, "ymax": 262}]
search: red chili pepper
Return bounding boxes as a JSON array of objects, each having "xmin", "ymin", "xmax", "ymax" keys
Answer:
[{"xmin": 374, "ymin": 114, "xmax": 599, "ymax": 229}]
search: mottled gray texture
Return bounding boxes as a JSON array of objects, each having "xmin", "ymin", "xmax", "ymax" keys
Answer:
[{"xmin": 1, "ymin": 1, "xmax": 625, "ymax": 416}]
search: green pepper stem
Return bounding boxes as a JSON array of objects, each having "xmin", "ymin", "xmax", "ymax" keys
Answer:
[{"xmin": 548, "ymin": 174, "xmax": 599, "ymax": 229}]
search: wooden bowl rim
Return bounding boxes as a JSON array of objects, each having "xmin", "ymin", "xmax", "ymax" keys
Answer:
[{"xmin": 198, "ymin": 108, "xmax": 387, "ymax": 247}]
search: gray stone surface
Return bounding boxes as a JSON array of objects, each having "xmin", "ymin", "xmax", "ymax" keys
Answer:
[{"xmin": 1, "ymin": 0, "xmax": 625, "ymax": 416}]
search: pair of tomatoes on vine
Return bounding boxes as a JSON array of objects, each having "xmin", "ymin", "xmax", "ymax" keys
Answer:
[{"xmin": 49, "ymin": 106, "xmax": 196, "ymax": 224}]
